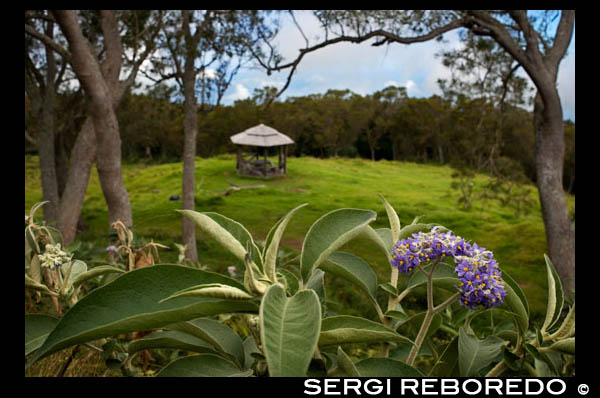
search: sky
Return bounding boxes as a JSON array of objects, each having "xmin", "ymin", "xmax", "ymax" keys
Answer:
[{"xmin": 219, "ymin": 11, "xmax": 576, "ymax": 122}]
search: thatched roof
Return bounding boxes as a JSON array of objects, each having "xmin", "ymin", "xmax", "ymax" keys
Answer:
[{"xmin": 230, "ymin": 124, "xmax": 294, "ymax": 147}]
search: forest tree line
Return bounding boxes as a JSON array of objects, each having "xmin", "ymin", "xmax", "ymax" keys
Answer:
[{"xmin": 26, "ymin": 84, "xmax": 575, "ymax": 194}]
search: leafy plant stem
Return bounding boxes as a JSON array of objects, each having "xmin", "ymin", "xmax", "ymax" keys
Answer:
[{"xmin": 406, "ymin": 259, "xmax": 441, "ymax": 366}]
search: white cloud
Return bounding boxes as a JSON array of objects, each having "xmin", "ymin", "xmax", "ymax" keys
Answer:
[{"xmin": 224, "ymin": 83, "xmax": 250, "ymax": 102}]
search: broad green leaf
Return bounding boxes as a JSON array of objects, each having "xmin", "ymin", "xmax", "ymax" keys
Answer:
[
  {"xmin": 360, "ymin": 225, "xmax": 393, "ymax": 260},
  {"xmin": 354, "ymin": 358, "xmax": 424, "ymax": 377},
  {"xmin": 379, "ymin": 282, "xmax": 399, "ymax": 297},
  {"xmin": 306, "ymin": 269, "xmax": 326, "ymax": 305},
  {"xmin": 277, "ymin": 269, "xmax": 299, "ymax": 296},
  {"xmin": 25, "ymin": 274, "xmax": 55, "ymax": 296},
  {"xmin": 429, "ymin": 337, "xmax": 459, "ymax": 377},
  {"xmin": 160, "ymin": 283, "xmax": 255, "ymax": 302},
  {"xmin": 28, "ymin": 253, "xmax": 42, "ymax": 284},
  {"xmin": 71, "ymin": 265, "xmax": 125, "ymax": 288},
  {"xmin": 375, "ymin": 228, "xmax": 394, "ymax": 253},
  {"xmin": 458, "ymin": 327, "xmax": 506, "ymax": 377},
  {"xmin": 550, "ymin": 303, "xmax": 575, "ymax": 340},
  {"xmin": 300, "ymin": 208, "xmax": 376, "ymax": 282},
  {"xmin": 384, "ymin": 310, "xmax": 409, "ymax": 323},
  {"xmin": 62, "ymin": 260, "xmax": 87, "ymax": 285},
  {"xmin": 378, "ymin": 194, "xmax": 401, "ymax": 243},
  {"xmin": 242, "ymin": 337, "xmax": 261, "ymax": 370},
  {"xmin": 549, "ymin": 337, "xmax": 574, "ymax": 355},
  {"xmin": 263, "ymin": 203, "xmax": 307, "ymax": 282},
  {"xmin": 25, "ymin": 314, "xmax": 59, "ymax": 357},
  {"xmin": 337, "ymin": 346, "xmax": 360, "ymax": 377},
  {"xmin": 501, "ymin": 270, "xmax": 530, "ymax": 334},
  {"xmin": 406, "ymin": 262, "xmax": 458, "ymax": 291},
  {"xmin": 178, "ymin": 210, "xmax": 263, "ymax": 270},
  {"xmin": 127, "ymin": 330, "xmax": 216, "ymax": 356},
  {"xmin": 319, "ymin": 315, "xmax": 413, "ymax": 346},
  {"xmin": 157, "ymin": 353, "xmax": 252, "ymax": 377},
  {"xmin": 320, "ymin": 251, "xmax": 378, "ymax": 303},
  {"xmin": 27, "ymin": 265, "xmax": 258, "ymax": 367},
  {"xmin": 541, "ymin": 254, "xmax": 564, "ymax": 333},
  {"xmin": 260, "ymin": 284, "xmax": 321, "ymax": 376},
  {"xmin": 168, "ymin": 318, "xmax": 246, "ymax": 368}
]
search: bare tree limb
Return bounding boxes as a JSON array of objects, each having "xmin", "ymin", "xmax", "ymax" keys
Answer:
[{"xmin": 25, "ymin": 23, "xmax": 71, "ymax": 61}]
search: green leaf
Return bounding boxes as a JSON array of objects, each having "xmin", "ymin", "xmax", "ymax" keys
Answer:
[
  {"xmin": 458, "ymin": 327, "xmax": 506, "ymax": 377},
  {"xmin": 178, "ymin": 210, "xmax": 263, "ymax": 270},
  {"xmin": 541, "ymin": 254, "xmax": 564, "ymax": 333},
  {"xmin": 157, "ymin": 354, "xmax": 252, "ymax": 377},
  {"xmin": 550, "ymin": 303, "xmax": 575, "ymax": 340},
  {"xmin": 337, "ymin": 346, "xmax": 361, "ymax": 377},
  {"xmin": 379, "ymin": 282, "xmax": 399, "ymax": 297},
  {"xmin": 320, "ymin": 252, "xmax": 378, "ymax": 304},
  {"xmin": 501, "ymin": 269, "xmax": 530, "ymax": 334},
  {"xmin": 375, "ymin": 228, "xmax": 394, "ymax": 253},
  {"xmin": 354, "ymin": 358, "xmax": 424, "ymax": 377},
  {"xmin": 549, "ymin": 337, "xmax": 574, "ymax": 355},
  {"xmin": 406, "ymin": 262, "xmax": 459, "ymax": 291},
  {"xmin": 242, "ymin": 337, "xmax": 261, "ymax": 370},
  {"xmin": 260, "ymin": 284, "xmax": 321, "ymax": 376},
  {"xmin": 360, "ymin": 225, "xmax": 393, "ymax": 260},
  {"xmin": 384, "ymin": 310, "xmax": 409, "ymax": 323},
  {"xmin": 25, "ymin": 273, "xmax": 55, "ymax": 296},
  {"xmin": 277, "ymin": 269, "xmax": 299, "ymax": 296},
  {"xmin": 160, "ymin": 283, "xmax": 255, "ymax": 302},
  {"xmin": 319, "ymin": 315, "xmax": 413, "ymax": 346},
  {"xmin": 377, "ymin": 194, "xmax": 401, "ymax": 243},
  {"xmin": 306, "ymin": 269, "xmax": 326, "ymax": 305},
  {"xmin": 25, "ymin": 314, "xmax": 59, "ymax": 357},
  {"xmin": 300, "ymin": 208, "xmax": 376, "ymax": 282},
  {"xmin": 263, "ymin": 203, "xmax": 307, "ymax": 282},
  {"xmin": 167, "ymin": 318, "xmax": 246, "ymax": 368},
  {"xmin": 429, "ymin": 337, "xmax": 459, "ymax": 377},
  {"xmin": 71, "ymin": 265, "xmax": 125, "ymax": 288},
  {"xmin": 27, "ymin": 265, "xmax": 258, "ymax": 367},
  {"xmin": 127, "ymin": 330, "xmax": 216, "ymax": 356}
]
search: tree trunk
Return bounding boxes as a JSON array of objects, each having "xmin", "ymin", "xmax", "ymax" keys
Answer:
[
  {"xmin": 56, "ymin": 118, "xmax": 96, "ymax": 245},
  {"xmin": 181, "ymin": 49, "xmax": 199, "ymax": 261},
  {"xmin": 53, "ymin": 10, "xmax": 133, "ymax": 230},
  {"xmin": 38, "ymin": 21, "xmax": 60, "ymax": 225},
  {"xmin": 54, "ymin": 128, "xmax": 69, "ymax": 198},
  {"xmin": 533, "ymin": 91, "xmax": 575, "ymax": 295}
]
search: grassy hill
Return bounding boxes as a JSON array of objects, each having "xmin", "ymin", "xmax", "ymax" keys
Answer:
[{"xmin": 25, "ymin": 154, "xmax": 574, "ymax": 323}]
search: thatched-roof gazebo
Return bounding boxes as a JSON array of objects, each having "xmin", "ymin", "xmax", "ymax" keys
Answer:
[{"xmin": 230, "ymin": 124, "xmax": 294, "ymax": 178}]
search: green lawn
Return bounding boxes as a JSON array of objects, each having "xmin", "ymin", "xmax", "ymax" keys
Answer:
[{"xmin": 25, "ymin": 154, "xmax": 574, "ymax": 323}]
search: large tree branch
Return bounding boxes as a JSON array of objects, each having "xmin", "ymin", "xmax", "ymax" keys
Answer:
[
  {"xmin": 546, "ymin": 10, "xmax": 575, "ymax": 68},
  {"xmin": 25, "ymin": 23, "xmax": 71, "ymax": 61},
  {"xmin": 464, "ymin": 11, "xmax": 529, "ymax": 67},
  {"xmin": 507, "ymin": 10, "xmax": 545, "ymax": 67},
  {"xmin": 99, "ymin": 10, "xmax": 123, "ymax": 89},
  {"xmin": 262, "ymin": 17, "xmax": 468, "ymax": 100}
]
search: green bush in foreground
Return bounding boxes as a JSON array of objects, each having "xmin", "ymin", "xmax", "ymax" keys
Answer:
[{"xmin": 25, "ymin": 197, "xmax": 574, "ymax": 377}]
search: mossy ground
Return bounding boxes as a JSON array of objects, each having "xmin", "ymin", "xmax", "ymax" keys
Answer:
[{"xmin": 25, "ymin": 154, "xmax": 575, "ymax": 325}]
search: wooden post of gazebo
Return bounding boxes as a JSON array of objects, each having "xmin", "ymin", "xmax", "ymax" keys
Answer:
[{"xmin": 230, "ymin": 124, "xmax": 294, "ymax": 178}]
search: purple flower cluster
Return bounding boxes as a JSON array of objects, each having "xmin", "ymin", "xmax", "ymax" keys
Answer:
[{"xmin": 390, "ymin": 227, "xmax": 506, "ymax": 310}]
